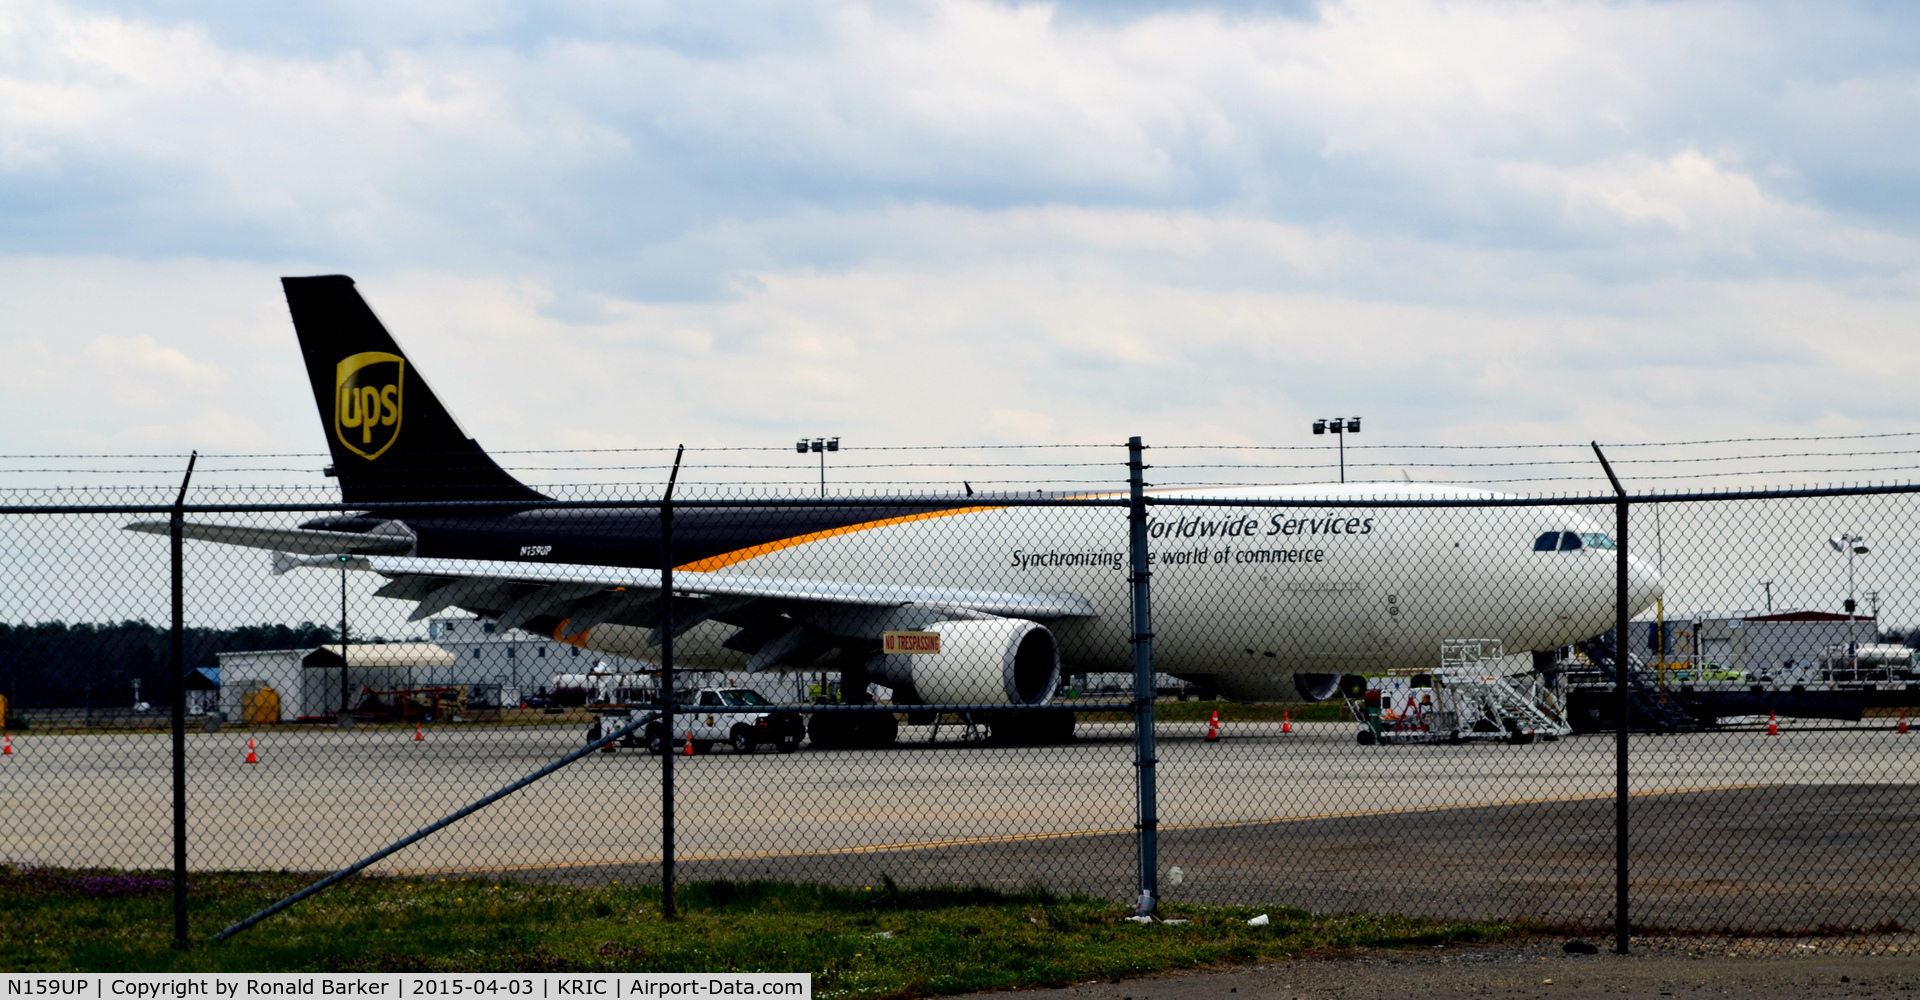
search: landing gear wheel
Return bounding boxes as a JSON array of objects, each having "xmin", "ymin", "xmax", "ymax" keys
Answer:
[
  {"xmin": 808, "ymin": 712, "xmax": 897, "ymax": 749},
  {"xmin": 984, "ymin": 710, "xmax": 1076, "ymax": 746},
  {"xmin": 731, "ymin": 728, "xmax": 756, "ymax": 755},
  {"xmin": 863, "ymin": 712, "xmax": 899, "ymax": 748}
]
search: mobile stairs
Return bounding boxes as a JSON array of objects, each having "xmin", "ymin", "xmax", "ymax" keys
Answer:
[{"xmin": 1348, "ymin": 639, "xmax": 1575, "ymax": 746}]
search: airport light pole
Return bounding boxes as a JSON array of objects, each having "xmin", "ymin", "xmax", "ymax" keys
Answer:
[
  {"xmin": 797, "ymin": 437, "xmax": 839, "ymax": 497},
  {"xmin": 1311, "ymin": 417, "xmax": 1361, "ymax": 483},
  {"xmin": 1830, "ymin": 534, "xmax": 1868, "ymax": 668}
]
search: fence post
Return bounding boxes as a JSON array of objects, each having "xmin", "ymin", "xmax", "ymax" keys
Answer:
[
  {"xmin": 660, "ymin": 446, "xmax": 683, "ymax": 919},
  {"xmin": 1593, "ymin": 443, "xmax": 1630, "ymax": 955},
  {"xmin": 1127, "ymin": 436, "xmax": 1157, "ymax": 912},
  {"xmin": 170, "ymin": 452, "xmax": 196, "ymax": 949}
]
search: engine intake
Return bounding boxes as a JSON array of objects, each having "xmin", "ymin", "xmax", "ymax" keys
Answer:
[{"xmin": 874, "ymin": 619, "xmax": 1059, "ymax": 705}]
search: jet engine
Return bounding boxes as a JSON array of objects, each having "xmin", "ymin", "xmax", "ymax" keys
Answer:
[{"xmin": 870, "ymin": 619, "xmax": 1060, "ymax": 705}]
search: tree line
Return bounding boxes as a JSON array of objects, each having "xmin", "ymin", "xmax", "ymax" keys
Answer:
[{"xmin": 0, "ymin": 621, "xmax": 341, "ymax": 709}]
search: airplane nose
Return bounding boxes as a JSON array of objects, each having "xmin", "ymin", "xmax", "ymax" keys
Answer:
[{"xmin": 1627, "ymin": 555, "xmax": 1664, "ymax": 610}]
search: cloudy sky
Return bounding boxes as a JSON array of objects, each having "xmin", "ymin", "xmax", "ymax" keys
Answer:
[{"xmin": 5, "ymin": 0, "xmax": 1920, "ymax": 493}]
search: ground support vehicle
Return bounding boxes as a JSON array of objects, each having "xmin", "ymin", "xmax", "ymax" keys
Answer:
[
  {"xmin": 1343, "ymin": 660, "xmax": 1572, "ymax": 746},
  {"xmin": 586, "ymin": 688, "xmax": 805, "ymax": 754}
]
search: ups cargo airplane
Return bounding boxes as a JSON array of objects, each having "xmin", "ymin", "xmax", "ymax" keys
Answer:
[{"xmin": 131, "ymin": 276, "xmax": 1662, "ymax": 744}]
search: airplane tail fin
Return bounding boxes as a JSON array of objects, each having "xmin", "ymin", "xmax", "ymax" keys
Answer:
[{"xmin": 282, "ymin": 275, "xmax": 549, "ymax": 506}]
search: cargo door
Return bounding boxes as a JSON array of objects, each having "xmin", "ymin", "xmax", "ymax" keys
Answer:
[{"xmin": 1278, "ymin": 582, "xmax": 1385, "ymax": 667}]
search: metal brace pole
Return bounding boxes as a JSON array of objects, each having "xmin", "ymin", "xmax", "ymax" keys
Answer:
[
  {"xmin": 1128, "ymin": 436, "xmax": 1157, "ymax": 912},
  {"xmin": 210, "ymin": 708, "xmax": 656, "ymax": 942},
  {"xmin": 1593, "ymin": 442, "xmax": 1630, "ymax": 955},
  {"xmin": 170, "ymin": 451, "xmax": 196, "ymax": 949},
  {"xmin": 661, "ymin": 445, "xmax": 683, "ymax": 919}
]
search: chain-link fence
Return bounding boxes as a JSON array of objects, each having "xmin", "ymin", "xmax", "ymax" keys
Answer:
[{"xmin": 5, "ymin": 450, "xmax": 1920, "ymax": 944}]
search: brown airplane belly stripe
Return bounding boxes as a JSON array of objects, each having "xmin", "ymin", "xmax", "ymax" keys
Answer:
[{"xmin": 673, "ymin": 505, "xmax": 1006, "ymax": 573}]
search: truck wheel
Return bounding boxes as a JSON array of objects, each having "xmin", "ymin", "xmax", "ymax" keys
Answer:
[
  {"xmin": 646, "ymin": 728, "xmax": 666, "ymax": 755},
  {"xmin": 731, "ymin": 728, "xmax": 756, "ymax": 755}
]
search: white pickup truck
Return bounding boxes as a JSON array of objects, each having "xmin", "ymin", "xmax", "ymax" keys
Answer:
[{"xmin": 591, "ymin": 688, "xmax": 805, "ymax": 755}]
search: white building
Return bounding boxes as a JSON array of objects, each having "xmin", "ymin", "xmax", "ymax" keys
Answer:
[
  {"xmin": 424, "ymin": 616, "xmax": 610, "ymax": 704},
  {"xmin": 1626, "ymin": 610, "xmax": 1891, "ymax": 682}
]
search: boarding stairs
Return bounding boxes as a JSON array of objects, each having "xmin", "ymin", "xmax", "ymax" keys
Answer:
[
  {"xmin": 1623, "ymin": 668, "xmax": 1701, "ymax": 733},
  {"xmin": 1434, "ymin": 667, "xmax": 1574, "ymax": 742}
]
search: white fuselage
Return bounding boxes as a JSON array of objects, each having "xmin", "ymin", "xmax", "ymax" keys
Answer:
[{"xmin": 573, "ymin": 484, "xmax": 1663, "ymax": 701}]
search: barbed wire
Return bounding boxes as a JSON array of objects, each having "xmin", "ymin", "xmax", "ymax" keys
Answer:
[
  {"xmin": 5, "ymin": 428, "xmax": 1920, "ymax": 461},
  {"xmin": 8, "ymin": 446, "xmax": 1920, "ymax": 476}
]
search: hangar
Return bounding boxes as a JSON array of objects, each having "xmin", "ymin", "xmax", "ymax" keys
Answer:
[{"xmin": 216, "ymin": 643, "xmax": 455, "ymax": 722}]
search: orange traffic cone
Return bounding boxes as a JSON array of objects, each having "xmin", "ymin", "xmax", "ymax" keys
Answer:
[
  {"xmin": 245, "ymin": 737, "xmax": 259, "ymax": 764},
  {"xmin": 2, "ymin": 733, "xmax": 12, "ymax": 755},
  {"xmin": 1767, "ymin": 713, "xmax": 1779, "ymax": 737},
  {"xmin": 1206, "ymin": 708, "xmax": 1220, "ymax": 742},
  {"xmin": 414, "ymin": 723, "xmax": 424, "ymax": 743},
  {"xmin": 1900, "ymin": 709, "xmax": 1909, "ymax": 735},
  {"xmin": 683, "ymin": 730, "xmax": 695, "ymax": 756},
  {"xmin": 1282, "ymin": 711, "xmax": 1292, "ymax": 734}
]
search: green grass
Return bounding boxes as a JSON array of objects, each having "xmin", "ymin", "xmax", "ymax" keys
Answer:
[{"xmin": 0, "ymin": 867, "xmax": 1528, "ymax": 993}]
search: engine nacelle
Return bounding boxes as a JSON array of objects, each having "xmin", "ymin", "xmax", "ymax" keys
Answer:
[{"xmin": 873, "ymin": 619, "xmax": 1060, "ymax": 705}]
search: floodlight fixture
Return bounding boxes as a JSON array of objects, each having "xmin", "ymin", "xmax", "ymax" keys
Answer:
[
  {"xmin": 1311, "ymin": 416, "xmax": 1363, "ymax": 483},
  {"xmin": 801, "ymin": 436, "xmax": 840, "ymax": 496},
  {"xmin": 1828, "ymin": 532, "xmax": 1870, "ymax": 666}
]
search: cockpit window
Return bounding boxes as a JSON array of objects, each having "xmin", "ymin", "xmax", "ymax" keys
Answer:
[{"xmin": 1534, "ymin": 531, "xmax": 1614, "ymax": 551}]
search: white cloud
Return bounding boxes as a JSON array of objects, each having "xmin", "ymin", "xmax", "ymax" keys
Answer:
[{"xmin": 0, "ymin": 0, "xmax": 1918, "ymax": 493}]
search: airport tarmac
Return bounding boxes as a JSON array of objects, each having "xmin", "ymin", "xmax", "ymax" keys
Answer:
[
  {"xmin": 4, "ymin": 719, "xmax": 1918, "ymax": 931},
  {"xmin": 949, "ymin": 939, "xmax": 1920, "ymax": 1000}
]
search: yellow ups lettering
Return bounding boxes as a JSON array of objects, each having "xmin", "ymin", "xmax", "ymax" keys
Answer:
[
  {"xmin": 360, "ymin": 386, "xmax": 381, "ymax": 443},
  {"xmin": 333, "ymin": 352, "xmax": 406, "ymax": 460}
]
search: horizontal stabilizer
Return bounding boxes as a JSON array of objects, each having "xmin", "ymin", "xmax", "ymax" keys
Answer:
[{"xmin": 127, "ymin": 521, "xmax": 415, "ymax": 555}]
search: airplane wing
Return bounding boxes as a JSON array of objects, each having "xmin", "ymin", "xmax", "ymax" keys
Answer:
[
  {"xmin": 273, "ymin": 552, "xmax": 1095, "ymax": 621},
  {"xmin": 130, "ymin": 520, "xmax": 1094, "ymax": 673}
]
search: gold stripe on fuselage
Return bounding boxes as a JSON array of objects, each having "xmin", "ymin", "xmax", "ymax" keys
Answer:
[{"xmin": 672, "ymin": 505, "xmax": 1006, "ymax": 573}]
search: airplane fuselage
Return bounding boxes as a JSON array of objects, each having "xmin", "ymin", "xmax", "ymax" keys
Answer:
[{"xmin": 313, "ymin": 483, "xmax": 1661, "ymax": 700}]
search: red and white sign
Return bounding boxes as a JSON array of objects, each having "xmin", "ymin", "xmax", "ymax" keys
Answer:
[{"xmin": 882, "ymin": 630, "xmax": 942, "ymax": 654}]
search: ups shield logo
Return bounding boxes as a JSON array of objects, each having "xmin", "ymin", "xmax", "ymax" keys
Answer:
[{"xmin": 335, "ymin": 352, "xmax": 405, "ymax": 460}]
